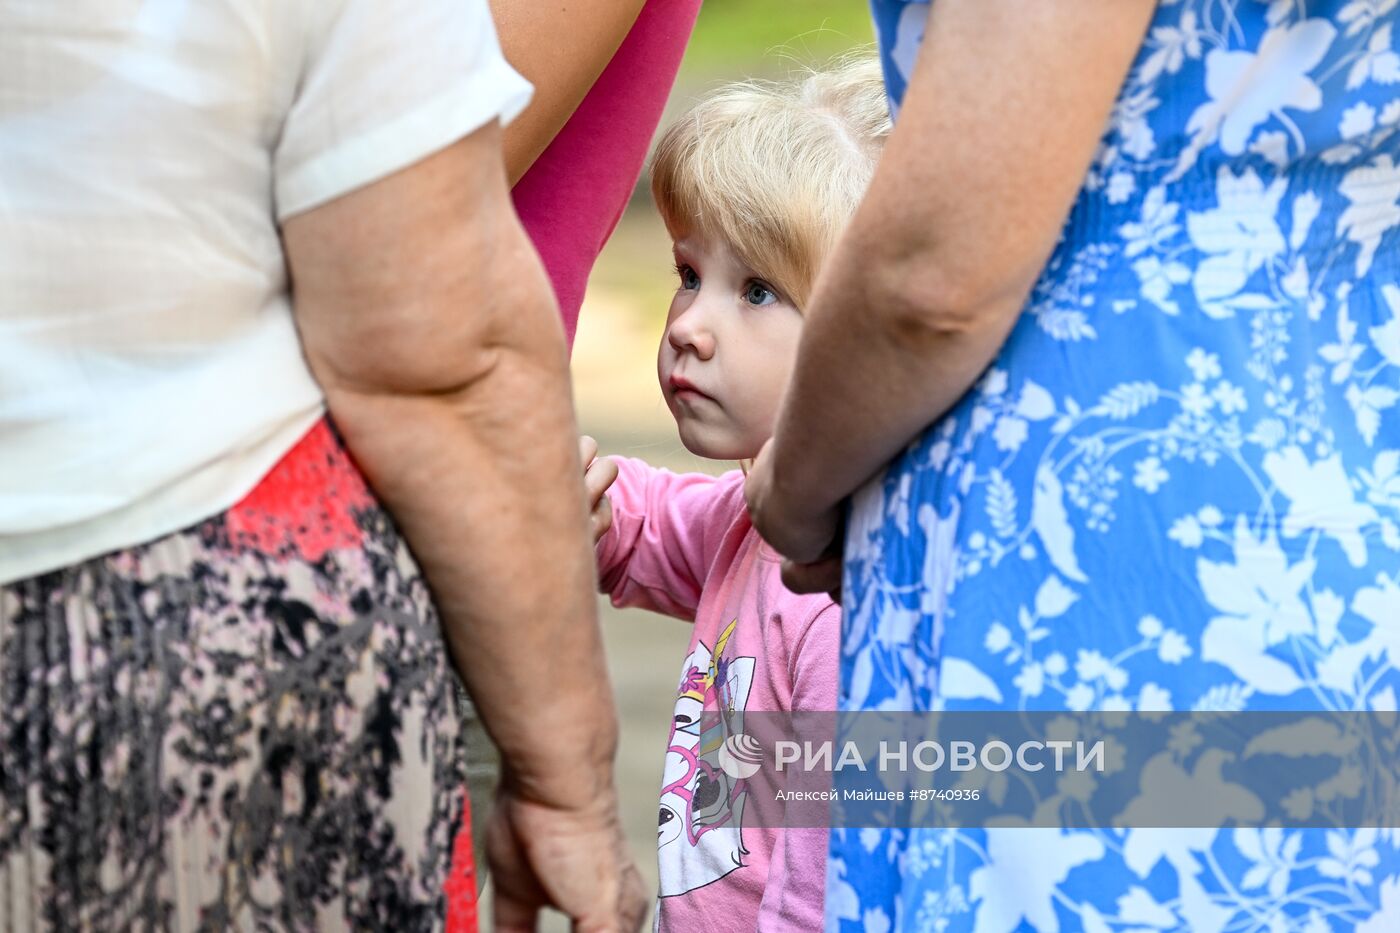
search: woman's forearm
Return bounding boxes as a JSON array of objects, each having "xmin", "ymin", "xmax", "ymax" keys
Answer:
[
  {"xmin": 283, "ymin": 131, "xmax": 619, "ymax": 809},
  {"xmin": 324, "ymin": 341, "xmax": 618, "ymax": 806},
  {"xmin": 763, "ymin": 0, "xmax": 1154, "ymax": 548},
  {"xmin": 765, "ymin": 208, "xmax": 1023, "ymax": 533}
]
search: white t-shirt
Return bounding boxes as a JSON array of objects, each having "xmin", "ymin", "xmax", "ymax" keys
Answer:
[{"xmin": 0, "ymin": 0, "xmax": 532, "ymax": 584}]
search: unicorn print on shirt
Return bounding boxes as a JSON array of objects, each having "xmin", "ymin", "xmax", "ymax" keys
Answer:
[{"xmin": 657, "ymin": 620, "xmax": 757, "ymax": 898}]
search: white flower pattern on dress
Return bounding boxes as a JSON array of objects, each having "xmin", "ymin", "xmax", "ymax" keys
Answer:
[{"xmin": 841, "ymin": 2, "xmax": 1400, "ymax": 930}]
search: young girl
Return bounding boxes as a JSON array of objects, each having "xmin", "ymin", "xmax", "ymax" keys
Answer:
[{"xmin": 581, "ymin": 56, "xmax": 890, "ymax": 930}]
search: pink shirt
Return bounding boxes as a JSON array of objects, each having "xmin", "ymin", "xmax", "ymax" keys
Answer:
[
  {"xmin": 597, "ymin": 457, "xmax": 839, "ymax": 931},
  {"xmin": 512, "ymin": 0, "xmax": 702, "ymax": 350}
]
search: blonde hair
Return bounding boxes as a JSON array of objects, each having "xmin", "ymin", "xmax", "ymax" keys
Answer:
[{"xmin": 650, "ymin": 54, "xmax": 891, "ymax": 307}]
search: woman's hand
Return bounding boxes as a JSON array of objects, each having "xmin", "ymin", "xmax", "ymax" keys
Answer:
[
  {"xmin": 780, "ymin": 553, "xmax": 844, "ymax": 603},
  {"xmin": 746, "ymin": 441, "xmax": 843, "ymax": 599},
  {"xmin": 580, "ymin": 435, "xmax": 619, "ymax": 544},
  {"xmin": 489, "ymin": 772, "xmax": 648, "ymax": 933}
]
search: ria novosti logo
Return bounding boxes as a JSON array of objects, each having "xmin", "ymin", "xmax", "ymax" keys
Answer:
[{"xmin": 717, "ymin": 733, "xmax": 764, "ymax": 780}]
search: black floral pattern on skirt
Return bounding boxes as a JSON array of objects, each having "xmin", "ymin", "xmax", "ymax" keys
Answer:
[{"xmin": 0, "ymin": 422, "xmax": 464, "ymax": 931}]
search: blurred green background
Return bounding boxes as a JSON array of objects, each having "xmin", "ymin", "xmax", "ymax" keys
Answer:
[
  {"xmin": 477, "ymin": 2, "xmax": 871, "ymax": 929},
  {"xmin": 678, "ymin": 0, "xmax": 872, "ymax": 78}
]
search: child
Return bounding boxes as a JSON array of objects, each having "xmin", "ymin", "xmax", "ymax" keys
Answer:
[{"xmin": 582, "ymin": 56, "xmax": 891, "ymax": 930}]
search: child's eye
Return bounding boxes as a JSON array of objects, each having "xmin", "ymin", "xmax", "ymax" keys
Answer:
[
  {"xmin": 675, "ymin": 264, "xmax": 700, "ymax": 290},
  {"xmin": 743, "ymin": 280, "xmax": 777, "ymax": 306}
]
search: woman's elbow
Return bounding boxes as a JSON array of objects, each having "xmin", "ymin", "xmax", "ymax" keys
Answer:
[
  {"xmin": 307, "ymin": 230, "xmax": 564, "ymax": 402},
  {"xmin": 862, "ymin": 253, "xmax": 1013, "ymax": 348}
]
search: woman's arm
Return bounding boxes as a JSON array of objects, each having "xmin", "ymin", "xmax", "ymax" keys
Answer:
[
  {"xmin": 281, "ymin": 121, "xmax": 643, "ymax": 932},
  {"xmin": 490, "ymin": 0, "xmax": 648, "ymax": 183},
  {"xmin": 747, "ymin": 0, "xmax": 1156, "ymax": 565},
  {"xmin": 511, "ymin": 0, "xmax": 702, "ymax": 346}
]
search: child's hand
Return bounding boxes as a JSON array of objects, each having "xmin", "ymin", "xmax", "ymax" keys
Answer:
[{"xmin": 580, "ymin": 435, "xmax": 619, "ymax": 545}]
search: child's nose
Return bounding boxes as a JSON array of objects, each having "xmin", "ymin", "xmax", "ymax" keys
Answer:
[{"xmin": 666, "ymin": 306, "xmax": 715, "ymax": 359}]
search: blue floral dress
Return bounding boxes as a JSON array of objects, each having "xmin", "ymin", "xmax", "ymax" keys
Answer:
[{"xmin": 834, "ymin": 1, "xmax": 1400, "ymax": 930}]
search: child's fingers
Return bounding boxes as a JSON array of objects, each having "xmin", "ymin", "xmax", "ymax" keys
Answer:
[
  {"xmin": 584, "ymin": 456, "xmax": 619, "ymax": 509},
  {"xmin": 589, "ymin": 495, "xmax": 613, "ymax": 544},
  {"xmin": 579, "ymin": 434, "xmax": 598, "ymax": 470}
]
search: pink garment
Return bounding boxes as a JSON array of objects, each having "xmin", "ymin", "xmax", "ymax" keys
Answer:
[
  {"xmin": 596, "ymin": 457, "xmax": 838, "ymax": 931},
  {"xmin": 512, "ymin": 0, "xmax": 702, "ymax": 350}
]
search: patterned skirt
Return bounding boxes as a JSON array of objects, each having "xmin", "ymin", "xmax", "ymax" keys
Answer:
[{"xmin": 0, "ymin": 420, "xmax": 474, "ymax": 931}]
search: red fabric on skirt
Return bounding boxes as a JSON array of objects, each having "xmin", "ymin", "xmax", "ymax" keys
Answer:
[{"xmin": 445, "ymin": 795, "xmax": 479, "ymax": 932}]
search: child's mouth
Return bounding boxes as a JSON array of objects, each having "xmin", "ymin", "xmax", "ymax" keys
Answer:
[{"xmin": 670, "ymin": 376, "xmax": 715, "ymax": 404}]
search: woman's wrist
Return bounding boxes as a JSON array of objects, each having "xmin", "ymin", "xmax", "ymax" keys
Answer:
[
  {"xmin": 747, "ymin": 438, "xmax": 843, "ymax": 564},
  {"xmin": 497, "ymin": 740, "xmax": 619, "ymax": 801}
]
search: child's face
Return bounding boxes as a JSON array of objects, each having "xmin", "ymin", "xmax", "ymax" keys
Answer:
[{"xmin": 658, "ymin": 233, "xmax": 804, "ymax": 460}]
